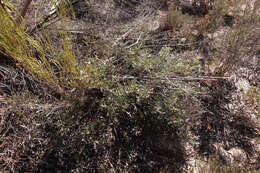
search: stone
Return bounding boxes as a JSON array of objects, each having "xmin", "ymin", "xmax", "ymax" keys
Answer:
[{"xmin": 227, "ymin": 147, "xmax": 247, "ymax": 164}]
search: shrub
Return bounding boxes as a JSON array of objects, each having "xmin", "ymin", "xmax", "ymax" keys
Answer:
[
  {"xmin": 188, "ymin": 0, "xmax": 260, "ymax": 76},
  {"xmin": 0, "ymin": 1, "xmax": 202, "ymax": 172}
]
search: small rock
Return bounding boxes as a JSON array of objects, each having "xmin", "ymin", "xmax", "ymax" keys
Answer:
[
  {"xmin": 181, "ymin": 38, "xmax": 186, "ymax": 42},
  {"xmin": 227, "ymin": 147, "xmax": 247, "ymax": 164},
  {"xmin": 235, "ymin": 78, "xmax": 250, "ymax": 93}
]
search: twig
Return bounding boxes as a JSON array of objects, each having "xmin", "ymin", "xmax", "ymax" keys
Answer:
[
  {"xmin": 117, "ymin": 75, "xmax": 230, "ymax": 81},
  {"xmin": 113, "ymin": 29, "xmax": 133, "ymax": 46},
  {"xmin": 126, "ymin": 32, "xmax": 144, "ymax": 48},
  {"xmin": 0, "ymin": 0, "xmax": 12, "ymax": 13},
  {"xmin": 30, "ymin": 0, "xmax": 83, "ymax": 33}
]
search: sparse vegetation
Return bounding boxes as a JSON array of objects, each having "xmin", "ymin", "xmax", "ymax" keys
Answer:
[
  {"xmin": 0, "ymin": 0, "xmax": 259, "ymax": 172},
  {"xmin": 191, "ymin": 156, "xmax": 260, "ymax": 173}
]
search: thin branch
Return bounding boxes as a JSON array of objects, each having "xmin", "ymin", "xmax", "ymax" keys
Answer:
[
  {"xmin": 117, "ymin": 75, "xmax": 230, "ymax": 81},
  {"xmin": 126, "ymin": 32, "xmax": 144, "ymax": 48},
  {"xmin": 16, "ymin": 0, "xmax": 32, "ymax": 25},
  {"xmin": 30, "ymin": 0, "xmax": 81, "ymax": 33}
]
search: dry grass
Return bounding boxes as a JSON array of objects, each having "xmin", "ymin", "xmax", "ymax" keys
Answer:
[{"xmin": 0, "ymin": 0, "xmax": 259, "ymax": 172}]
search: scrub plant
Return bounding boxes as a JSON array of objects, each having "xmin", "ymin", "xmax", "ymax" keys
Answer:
[{"xmin": 0, "ymin": 0, "xmax": 108, "ymax": 97}]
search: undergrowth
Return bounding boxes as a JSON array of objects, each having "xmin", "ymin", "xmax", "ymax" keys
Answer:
[
  {"xmin": 0, "ymin": 1, "xmax": 198, "ymax": 172},
  {"xmin": 0, "ymin": 0, "xmax": 259, "ymax": 172},
  {"xmin": 191, "ymin": 156, "xmax": 260, "ymax": 173}
]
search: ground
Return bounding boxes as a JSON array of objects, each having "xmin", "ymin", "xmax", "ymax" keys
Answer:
[{"xmin": 0, "ymin": 0, "xmax": 260, "ymax": 172}]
